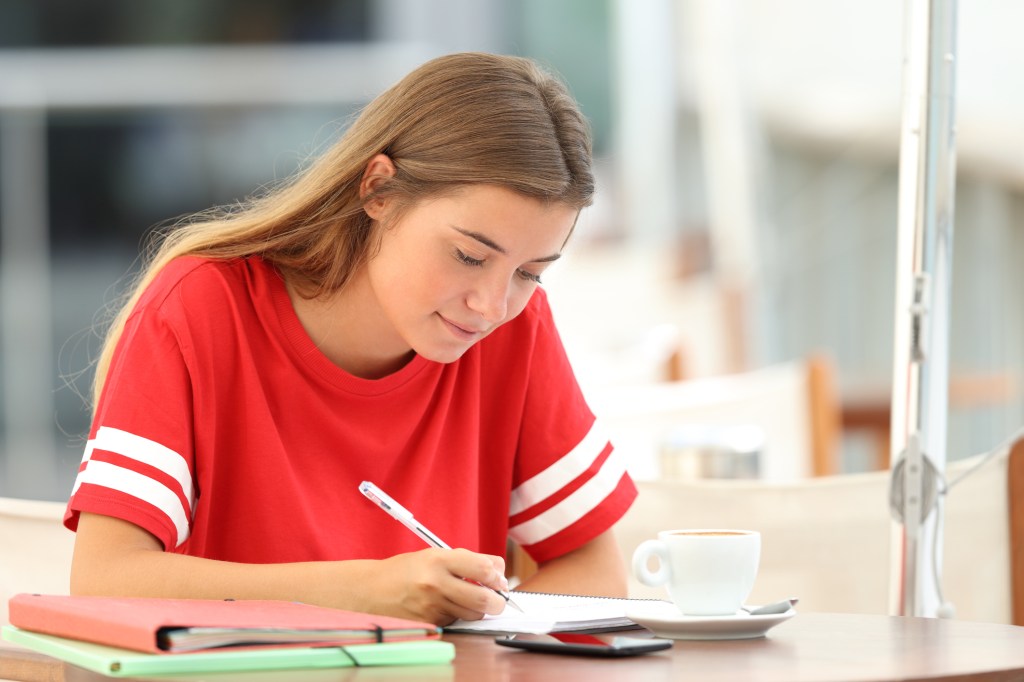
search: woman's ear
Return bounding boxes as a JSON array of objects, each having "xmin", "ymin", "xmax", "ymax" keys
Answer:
[{"xmin": 360, "ymin": 154, "xmax": 397, "ymax": 220}]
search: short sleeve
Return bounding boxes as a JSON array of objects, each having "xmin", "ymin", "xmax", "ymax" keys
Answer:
[
  {"xmin": 505, "ymin": 292, "xmax": 637, "ymax": 563},
  {"xmin": 64, "ymin": 306, "xmax": 197, "ymax": 551}
]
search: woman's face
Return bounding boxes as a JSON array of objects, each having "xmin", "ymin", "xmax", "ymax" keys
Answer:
[{"xmin": 364, "ymin": 184, "xmax": 578, "ymax": 365}]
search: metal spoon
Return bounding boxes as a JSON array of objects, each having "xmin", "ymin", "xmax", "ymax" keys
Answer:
[{"xmin": 742, "ymin": 598, "xmax": 799, "ymax": 616}]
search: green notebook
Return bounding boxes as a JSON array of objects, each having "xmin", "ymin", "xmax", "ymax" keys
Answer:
[{"xmin": 2, "ymin": 625, "xmax": 454, "ymax": 676}]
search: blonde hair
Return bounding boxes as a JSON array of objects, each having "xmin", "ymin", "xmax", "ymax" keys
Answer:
[{"xmin": 91, "ymin": 52, "xmax": 594, "ymax": 406}]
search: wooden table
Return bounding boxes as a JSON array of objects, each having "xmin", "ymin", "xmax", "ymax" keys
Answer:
[{"xmin": 4, "ymin": 613, "xmax": 1024, "ymax": 682}]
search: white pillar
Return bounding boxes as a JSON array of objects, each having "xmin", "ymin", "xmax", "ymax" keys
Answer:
[
  {"xmin": 611, "ymin": 0, "xmax": 678, "ymax": 244},
  {"xmin": 684, "ymin": 0, "xmax": 759, "ymax": 285},
  {"xmin": 1, "ymin": 102, "xmax": 58, "ymax": 498}
]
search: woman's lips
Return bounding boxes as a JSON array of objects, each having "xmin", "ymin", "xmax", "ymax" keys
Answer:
[{"xmin": 439, "ymin": 314, "xmax": 486, "ymax": 340}]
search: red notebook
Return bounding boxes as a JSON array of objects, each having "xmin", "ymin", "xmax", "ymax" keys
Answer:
[{"xmin": 8, "ymin": 593, "xmax": 440, "ymax": 654}]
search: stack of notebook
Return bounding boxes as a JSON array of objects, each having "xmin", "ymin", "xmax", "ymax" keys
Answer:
[{"xmin": 2, "ymin": 593, "xmax": 454, "ymax": 676}]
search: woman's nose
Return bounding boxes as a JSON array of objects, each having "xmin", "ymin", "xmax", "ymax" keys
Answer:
[{"xmin": 466, "ymin": 273, "xmax": 510, "ymax": 324}]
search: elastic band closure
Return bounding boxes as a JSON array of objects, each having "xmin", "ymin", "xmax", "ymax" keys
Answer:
[{"xmin": 335, "ymin": 646, "xmax": 361, "ymax": 667}]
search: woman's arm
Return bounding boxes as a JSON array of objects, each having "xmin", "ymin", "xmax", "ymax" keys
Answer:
[
  {"xmin": 514, "ymin": 529, "xmax": 628, "ymax": 597},
  {"xmin": 70, "ymin": 512, "xmax": 509, "ymax": 626}
]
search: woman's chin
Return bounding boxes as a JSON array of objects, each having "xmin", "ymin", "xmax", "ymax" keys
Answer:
[{"xmin": 414, "ymin": 342, "xmax": 475, "ymax": 366}]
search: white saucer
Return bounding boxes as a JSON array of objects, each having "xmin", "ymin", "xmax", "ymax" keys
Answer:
[{"xmin": 624, "ymin": 601, "xmax": 796, "ymax": 640}]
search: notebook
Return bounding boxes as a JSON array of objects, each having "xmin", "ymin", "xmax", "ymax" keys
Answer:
[
  {"xmin": 7, "ymin": 593, "xmax": 440, "ymax": 653},
  {"xmin": 444, "ymin": 591, "xmax": 655, "ymax": 635},
  {"xmin": 2, "ymin": 625, "xmax": 455, "ymax": 676}
]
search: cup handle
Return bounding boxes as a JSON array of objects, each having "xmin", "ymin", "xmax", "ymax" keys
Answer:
[{"xmin": 632, "ymin": 539, "xmax": 671, "ymax": 587}]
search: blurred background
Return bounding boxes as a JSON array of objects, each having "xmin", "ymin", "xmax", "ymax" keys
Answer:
[{"xmin": 0, "ymin": 0, "xmax": 1021, "ymax": 501}]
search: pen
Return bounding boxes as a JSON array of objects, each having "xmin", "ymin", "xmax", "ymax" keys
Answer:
[{"xmin": 359, "ymin": 481, "xmax": 524, "ymax": 613}]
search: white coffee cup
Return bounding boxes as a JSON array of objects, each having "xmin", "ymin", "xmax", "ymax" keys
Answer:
[{"xmin": 632, "ymin": 529, "xmax": 760, "ymax": 616}]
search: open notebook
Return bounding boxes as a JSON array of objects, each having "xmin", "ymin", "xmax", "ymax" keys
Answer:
[{"xmin": 445, "ymin": 591, "xmax": 656, "ymax": 635}]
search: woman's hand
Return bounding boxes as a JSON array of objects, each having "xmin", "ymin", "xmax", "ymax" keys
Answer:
[{"xmin": 369, "ymin": 548, "xmax": 510, "ymax": 625}]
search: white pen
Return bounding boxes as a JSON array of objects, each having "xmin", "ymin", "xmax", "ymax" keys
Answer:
[{"xmin": 359, "ymin": 481, "xmax": 524, "ymax": 613}]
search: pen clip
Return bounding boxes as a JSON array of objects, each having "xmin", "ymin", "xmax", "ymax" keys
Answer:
[{"xmin": 359, "ymin": 481, "xmax": 414, "ymax": 520}]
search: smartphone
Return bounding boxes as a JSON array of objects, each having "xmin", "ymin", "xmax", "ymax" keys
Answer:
[{"xmin": 495, "ymin": 633, "xmax": 673, "ymax": 657}]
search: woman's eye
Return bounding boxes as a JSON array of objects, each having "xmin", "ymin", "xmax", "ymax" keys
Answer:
[
  {"xmin": 454, "ymin": 249, "xmax": 484, "ymax": 267},
  {"xmin": 454, "ymin": 247, "xmax": 541, "ymax": 283},
  {"xmin": 516, "ymin": 268, "xmax": 542, "ymax": 284}
]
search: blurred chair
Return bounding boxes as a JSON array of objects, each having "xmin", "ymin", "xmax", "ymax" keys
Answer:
[
  {"xmin": 842, "ymin": 371, "xmax": 1019, "ymax": 471},
  {"xmin": 615, "ymin": 435, "xmax": 1024, "ymax": 624},
  {"xmin": 508, "ymin": 354, "xmax": 842, "ymax": 583},
  {"xmin": 588, "ymin": 354, "xmax": 842, "ymax": 482},
  {"xmin": 0, "ymin": 497, "xmax": 73, "ymax": 626}
]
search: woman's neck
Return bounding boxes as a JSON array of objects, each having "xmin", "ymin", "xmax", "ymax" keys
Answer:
[{"xmin": 283, "ymin": 271, "xmax": 414, "ymax": 380}]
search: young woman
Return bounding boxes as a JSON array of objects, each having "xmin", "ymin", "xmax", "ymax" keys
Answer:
[{"xmin": 66, "ymin": 52, "xmax": 636, "ymax": 626}]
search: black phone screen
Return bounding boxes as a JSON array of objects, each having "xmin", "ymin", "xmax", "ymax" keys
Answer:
[{"xmin": 494, "ymin": 633, "xmax": 673, "ymax": 657}]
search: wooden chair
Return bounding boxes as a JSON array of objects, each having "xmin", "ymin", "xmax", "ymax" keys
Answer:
[
  {"xmin": 841, "ymin": 372, "xmax": 1019, "ymax": 471},
  {"xmin": 615, "ymin": 435, "xmax": 1024, "ymax": 624},
  {"xmin": 586, "ymin": 354, "xmax": 842, "ymax": 481},
  {"xmin": 507, "ymin": 355, "xmax": 842, "ymax": 582},
  {"xmin": 0, "ymin": 497, "xmax": 73, "ymax": 626}
]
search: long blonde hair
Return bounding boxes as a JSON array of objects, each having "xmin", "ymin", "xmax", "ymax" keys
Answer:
[{"xmin": 92, "ymin": 52, "xmax": 594, "ymax": 407}]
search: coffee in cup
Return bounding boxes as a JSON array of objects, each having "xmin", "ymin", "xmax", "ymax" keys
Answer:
[{"xmin": 632, "ymin": 529, "xmax": 760, "ymax": 616}]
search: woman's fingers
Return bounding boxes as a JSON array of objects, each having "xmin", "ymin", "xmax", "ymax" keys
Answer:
[
  {"xmin": 444, "ymin": 548, "xmax": 509, "ymax": 593},
  {"xmin": 424, "ymin": 548, "xmax": 508, "ymax": 616},
  {"xmin": 385, "ymin": 548, "xmax": 510, "ymax": 624}
]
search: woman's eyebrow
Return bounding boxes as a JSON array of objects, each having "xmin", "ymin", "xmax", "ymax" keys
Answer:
[
  {"xmin": 451, "ymin": 226, "xmax": 561, "ymax": 263},
  {"xmin": 452, "ymin": 226, "xmax": 506, "ymax": 254}
]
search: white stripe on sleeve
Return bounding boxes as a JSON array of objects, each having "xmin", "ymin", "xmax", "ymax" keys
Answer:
[
  {"xmin": 88, "ymin": 426, "xmax": 195, "ymax": 504},
  {"xmin": 509, "ymin": 421, "xmax": 609, "ymax": 516},
  {"xmin": 76, "ymin": 460, "xmax": 192, "ymax": 546},
  {"xmin": 509, "ymin": 445, "xmax": 627, "ymax": 546}
]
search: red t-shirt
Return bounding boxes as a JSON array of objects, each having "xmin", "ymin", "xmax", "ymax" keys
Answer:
[{"xmin": 65, "ymin": 256, "xmax": 636, "ymax": 564}]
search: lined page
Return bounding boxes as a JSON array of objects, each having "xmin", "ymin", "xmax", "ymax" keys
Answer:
[{"xmin": 444, "ymin": 592, "xmax": 653, "ymax": 634}]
